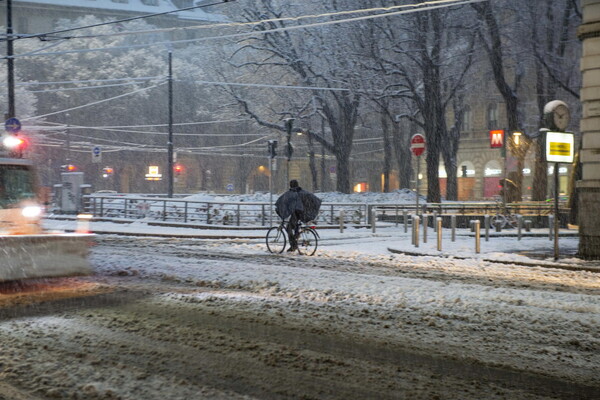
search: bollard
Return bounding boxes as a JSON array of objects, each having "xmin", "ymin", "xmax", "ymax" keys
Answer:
[
  {"xmin": 433, "ymin": 211, "xmax": 438, "ymax": 232},
  {"xmin": 411, "ymin": 214, "xmax": 415, "ymax": 245},
  {"xmin": 76, "ymin": 214, "xmax": 92, "ymax": 233},
  {"xmin": 548, "ymin": 215, "xmax": 554, "ymax": 241},
  {"xmin": 484, "ymin": 215, "xmax": 490, "ymax": 242},
  {"xmin": 451, "ymin": 215, "xmax": 456, "ymax": 242},
  {"xmin": 495, "ymin": 220, "xmax": 502, "ymax": 232},
  {"xmin": 340, "ymin": 210, "xmax": 345, "ymax": 233},
  {"xmin": 517, "ymin": 215, "xmax": 523, "ymax": 240},
  {"xmin": 423, "ymin": 214, "xmax": 428, "ymax": 243},
  {"xmin": 413, "ymin": 215, "xmax": 420, "ymax": 247},
  {"xmin": 524, "ymin": 220, "xmax": 532, "ymax": 232},
  {"xmin": 395, "ymin": 206, "xmax": 399, "ymax": 227},
  {"xmin": 371, "ymin": 208, "xmax": 377, "ymax": 233},
  {"xmin": 474, "ymin": 220, "xmax": 481, "ymax": 254},
  {"xmin": 470, "ymin": 220, "xmax": 477, "ymax": 232},
  {"xmin": 403, "ymin": 209, "xmax": 408, "ymax": 233},
  {"xmin": 437, "ymin": 217, "xmax": 442, "ymax": 251}
]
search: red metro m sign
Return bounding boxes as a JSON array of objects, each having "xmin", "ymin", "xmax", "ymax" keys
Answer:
[{"xmin": 489, "ymin": 129, "xmax": 505, "ymax": 148}]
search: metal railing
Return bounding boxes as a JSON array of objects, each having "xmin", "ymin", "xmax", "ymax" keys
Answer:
[
  {"xmin": 83, "ymin": 195, "xmax": 373, "ymax": 227},
  {"xmin": 82, "ymin": 195, "xmax": 569, "ymax": 228}
]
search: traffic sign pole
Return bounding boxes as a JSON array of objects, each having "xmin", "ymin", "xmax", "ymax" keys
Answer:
[{"xmin": 410, "ymin": 134, "xmax": 426, "ymax": 215}]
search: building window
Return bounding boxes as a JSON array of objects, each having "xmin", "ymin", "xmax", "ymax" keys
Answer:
[
  {"xmin": 461, "ymin": 105, "xmax": 471, "ymax": 133},
  {"xmin": 487, "ymin": 103, "xmax": 498, "ymax": 130},
  {"xmin": 141, "ymin": 0, "xmax": 159, "ymax": 5}
]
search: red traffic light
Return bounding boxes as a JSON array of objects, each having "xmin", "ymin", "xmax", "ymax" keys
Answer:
[{"xmin": 174, "ymin": 164, "xmax": 184, "ymax": 175}]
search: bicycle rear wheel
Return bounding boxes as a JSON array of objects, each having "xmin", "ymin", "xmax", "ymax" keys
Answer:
[
  {"xmin": 266, "ymin": 226, "xmax": 286, "ymax": 253},
  {"xmin": 297, "ymin": 228, "xmax": 318, "ymax": 256}
]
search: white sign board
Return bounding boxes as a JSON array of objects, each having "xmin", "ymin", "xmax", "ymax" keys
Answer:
[{"xmin": 546, "ymin": 132, "xmax": 574, "ymax": 163}]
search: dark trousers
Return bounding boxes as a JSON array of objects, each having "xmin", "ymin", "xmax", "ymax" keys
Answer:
[{"xmin": 287, "ymin": 211, "xmax": 302, "ymax": 249}]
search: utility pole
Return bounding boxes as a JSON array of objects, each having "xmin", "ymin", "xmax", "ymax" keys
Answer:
[
  {"xmin": 6, "ymin": 0, "xmax": 15, "ymax": 119},
  {"xmin": 167, "ymin": 48, "xmax": 174, "ymax": 198},
  {"xmin": 284, "ymin": 118, "xmax": 294, "ymax": 183}
]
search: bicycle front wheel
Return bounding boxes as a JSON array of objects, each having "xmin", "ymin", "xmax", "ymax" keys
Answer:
[
  {"xmin": 266, "ymin": 226, "xmax": 287, "ymax": 253},
  {"xmin": 297, "ymin": 228, "xmax": 318, "ymax": 256}
]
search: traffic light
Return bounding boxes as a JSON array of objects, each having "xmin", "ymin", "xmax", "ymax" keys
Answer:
[
  {"xmin": 268, "ymin": 140, "xmax": 277, "ymax": 158},
  {"xmin": 174, "ymin": 164, "xmax": 184, "ymax": 176},
  {"xmin": 61, "ymin": 164, "xmax": 77, "ymax": 172},
  {"xmin": 102, "ymin": 167, "xmax": 114, "ymax": 178}
]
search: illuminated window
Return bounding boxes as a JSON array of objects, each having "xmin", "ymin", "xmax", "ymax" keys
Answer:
[{"xmin": 353, "ymin": 182, "xmax": 368, "ymax": 193}]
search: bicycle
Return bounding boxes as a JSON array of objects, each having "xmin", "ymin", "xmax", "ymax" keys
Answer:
[
  {"xmin": 266, "ymin": 220, "xmax": 319, "ymax": 256},
  {"xmin": 492, "ymin": 201, "xmax": 518, "ymax": 229}
]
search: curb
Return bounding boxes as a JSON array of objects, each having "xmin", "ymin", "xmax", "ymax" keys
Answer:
[{"xmin": 387, "ymin": 248, "xmax": 600, "ymax": 273}]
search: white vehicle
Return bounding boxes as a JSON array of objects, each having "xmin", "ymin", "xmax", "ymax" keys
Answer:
[{"xmin": 0, "ymin": 135, "xmax": 92, "ymax": 281}]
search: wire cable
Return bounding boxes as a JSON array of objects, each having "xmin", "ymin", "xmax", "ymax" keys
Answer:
[{"xmin": 6, "ymin": 0, "xmax": 488, "ymax": 60}]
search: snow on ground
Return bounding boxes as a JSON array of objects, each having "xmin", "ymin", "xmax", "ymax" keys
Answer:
[{"xmin": 38, "ymin": 191, "xmax": 600, "ymax": 391}]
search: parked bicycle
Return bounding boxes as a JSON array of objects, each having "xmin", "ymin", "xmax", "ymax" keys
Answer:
[
  {"xmin": 266, "ymin": 220, "xmax": 319, "ymax": 255},
  {"xmin": 492, "ymin": 201, "xmax": 518, "ymax": 229}
]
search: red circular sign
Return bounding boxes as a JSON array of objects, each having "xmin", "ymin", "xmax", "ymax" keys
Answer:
[{"xmin": 410, "ymin": 134, "xmax": 426, "ymax": 156}]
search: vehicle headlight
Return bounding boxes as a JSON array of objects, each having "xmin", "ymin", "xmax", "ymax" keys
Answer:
[{"xmin": 22, "ymin": 205, "xmax": 42, "ymax": 218}]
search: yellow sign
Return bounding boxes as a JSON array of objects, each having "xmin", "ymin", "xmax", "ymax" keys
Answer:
[
  {"xmin": 549, "ymin": 142, "xmax": 571, "ymax": 156},
  {"xmin": 546, "ymin": 132, "xmax": 574, "ymax": 163},
  {"xmin": 145, "ymin": 165, "xmax": 162, "ymax": 181}
]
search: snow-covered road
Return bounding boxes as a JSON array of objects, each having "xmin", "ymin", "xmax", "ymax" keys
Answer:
[{"xmin": 0, "ymin": 233, "xmax": 598, "ymax": 399}]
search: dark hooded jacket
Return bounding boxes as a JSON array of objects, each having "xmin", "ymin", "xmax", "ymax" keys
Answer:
[{"xmin": 275, "ymin": 186, "xmax": 322, "ymax": 223}]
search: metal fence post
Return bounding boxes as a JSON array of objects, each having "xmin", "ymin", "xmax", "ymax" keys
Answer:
[
  {"xmin": 395, "ymin": 206, "xmax": 399, "ymax": 227},
  {"xmin": 475, "ymin": 220, "xmax": 481, "ymax": 254},
  {"xmin": 451, "ymin": 214, "xmax": 456, "ymax": 242},
  {"xmin": 100, "ymin": 197, "xmax": 104, "ymax": 217},
  {"xmin": 261, "ymin": 204, "xmax": 265, "ymax": 226},
  {"xmin": 236, "ymin": 204, "xmax": 241, "ymax": 226},
  {"xmin": 433, "ymin": 211, "xmax": 438, "ymax": 232},
  {"xmin": 207, "ymin": 203, "xmax": 211, "ymax": 224},
  {"xmin": 340, "ymin": 210, "xmax": 344, "ymax": 233},
  {"xmin": 162, "ymin": 200, "xmax": 167, "ymax": 221},
  {"xmin": 517, "ymin": 215, "xmax": 523, "ymax": 240},
  {"xmin": 549, "ymin": 215, "xmax": 554, "ymax": 241},
  {"xmin": 422, "ymin": 214, "xmax": 428, "ymax": 243},
  {"xmin": 331, "ymin": 205, "xmax": 335, "ymax": 225},
  {"xmin": 484, "ymin": 214, "xmax": 490, "ymax": 242},
  {"xmin": 184, "ymin": 202, "xmax": 188, "ymax": 223},
  {"xmin": 437, "ymin": 217, "xmax": 442, "ymax": 251},
  {"xmin": 403, "ymin": 210, "xmax": 408, "ymax": 233},
  {"xmin": 371, "ymin": 208, "xmax": 377, "ymax": 233}
]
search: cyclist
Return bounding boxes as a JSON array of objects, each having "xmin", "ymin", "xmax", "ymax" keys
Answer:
[{"xmin": 275, "ymin": 180, "xmax": 321, "ymax": 252}]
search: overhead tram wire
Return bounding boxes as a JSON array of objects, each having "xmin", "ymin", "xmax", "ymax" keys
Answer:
[
  {"xmin": 4, "ymin": 0, "xmax": 489, "ymax": 60},
  {"xmin": 20, "ymin": 81, "xmax": 166, "ymax": 121}
]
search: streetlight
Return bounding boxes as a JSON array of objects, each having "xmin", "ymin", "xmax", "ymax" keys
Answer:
[{"xmin": 166, "ymin": 46, "xmax": 174, "ymax": 198}]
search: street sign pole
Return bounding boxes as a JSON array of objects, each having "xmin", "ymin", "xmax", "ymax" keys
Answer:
[
  {"xmin": 410, "ymin": 134, "xmax": 426, "ymax": 216},
  {"xmin": 554, "ymin": 162, "xmax": 560, "ymax": 261},
  {"xmin": 416, "ymin": 157, "xmax": 420, "ymax": 215}
]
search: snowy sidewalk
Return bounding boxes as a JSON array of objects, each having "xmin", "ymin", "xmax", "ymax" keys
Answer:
[{"xmin": 43, "ymin": 217, "xmax": 598, "ymax": 272}]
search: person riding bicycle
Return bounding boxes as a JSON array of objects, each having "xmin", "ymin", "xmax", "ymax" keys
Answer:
[{"xmin": 275, "ymin": 180, "xmax": 321, "ymax": 252}]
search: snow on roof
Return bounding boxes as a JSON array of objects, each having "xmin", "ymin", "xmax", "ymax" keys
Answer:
[{"xmin": 16, "ymin": 0, "xmax": 227, "ymax": 23}]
